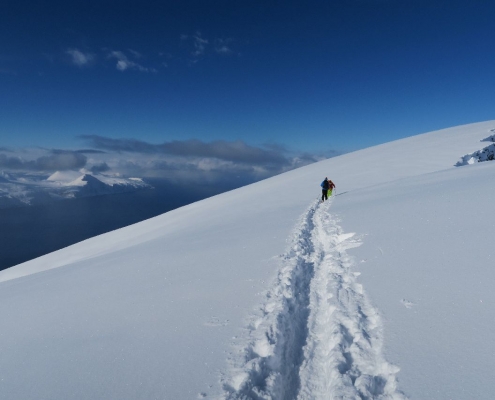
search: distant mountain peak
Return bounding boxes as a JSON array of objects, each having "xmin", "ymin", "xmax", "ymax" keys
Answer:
[{"xmin": 0, "ymin": 171, "xmax": 152, "ymax": 209}]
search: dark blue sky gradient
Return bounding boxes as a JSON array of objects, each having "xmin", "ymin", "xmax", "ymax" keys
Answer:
[{"xmin": 1, "ymin": 0, "xmax": 495, "ymax": 152}]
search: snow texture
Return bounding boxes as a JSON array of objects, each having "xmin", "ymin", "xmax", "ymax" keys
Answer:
[
  {"xmin": 1, "ymin": 121, "xmax": 495, "ymax": 399},
  {"xmin": 225, "ymin": 200, "xmax": 405, "ymax": 399}
]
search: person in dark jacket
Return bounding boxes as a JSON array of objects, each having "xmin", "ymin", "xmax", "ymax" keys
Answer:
[{"xmin": 320, "ymin": 177, "xmax": 336, "ymax": 202}]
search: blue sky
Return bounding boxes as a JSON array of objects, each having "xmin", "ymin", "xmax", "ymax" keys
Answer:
[{"xmin": 1, "ymin": 0, "xmax": 495, "ymax": 156}]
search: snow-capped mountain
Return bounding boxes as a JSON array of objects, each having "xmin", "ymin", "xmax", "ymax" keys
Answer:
[
  {"xmin": 0, "ymin": 170, "xmax": 151, "ymax": 208},
  {"xmin": 0, "ymin": 121, "xmax": 494, "ymax": 399}
]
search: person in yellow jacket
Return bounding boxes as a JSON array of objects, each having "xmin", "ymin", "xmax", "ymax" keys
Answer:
[{"xmin": 320, "ymin": 177, "xmax": 336, "ymax": 202}]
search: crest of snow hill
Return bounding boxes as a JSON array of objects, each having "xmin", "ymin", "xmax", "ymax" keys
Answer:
[
  {"xmin": 0, "ymin": 170, "xmax": 151, "ymax": 209},
  {"xmin": 1, "ymin": 128, "xmax": 493, "ymax": 210}
]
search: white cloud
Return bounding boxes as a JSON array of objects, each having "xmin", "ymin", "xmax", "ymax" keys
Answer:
[
  {"xmin": 107, "ymin": 50, "xmax": 156, "ymax": 73},
  {"xmin": 180, "ymin": 34, "xmax": 237, "ymax": 60},
  {"xmin": 215, "ymin": 45, "xmax": 232, "ymax": 54},
  {"xmin": 116, "ymin": 59, "xmax": 130, "ymax": 71},
  {"xmin": 214, "ymin": 38, "xmax": 234, "ymax": 54},
  {"xmin": 66, "ymin": 48, "xmax": 95, "ymax": 67},
  {"xmin": 192, "ymin": 33, "xmax": 208, "ymax": 57},
  {"xmin": 128, "ymin": 49, "xmax": 142, "ymax": 59}
]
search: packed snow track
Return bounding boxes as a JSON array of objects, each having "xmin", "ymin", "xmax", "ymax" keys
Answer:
[{"xmin": 224, "ymin": 200, "xmax": 406, "ymax": 400}]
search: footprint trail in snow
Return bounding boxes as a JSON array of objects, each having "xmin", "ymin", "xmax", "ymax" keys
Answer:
[{"xmin": 224, "ymin": 200, "xmax": 406, "ymax": 400}]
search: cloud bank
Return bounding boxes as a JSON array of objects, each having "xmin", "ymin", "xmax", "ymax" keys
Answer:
[
  {"xmin": 80, "ymin": 135, "xmax": 291, "ymax": 167},
  {"xmin": 0, "ymin": 150, "xmax": 87, "ymax": 171},
  {"xmin": 75, "ymin": 135, "xmax": 335, "ymax": 187},
  {"xmin": 0, "ymin": 137, "xmax": 339, "ymax": 192}
]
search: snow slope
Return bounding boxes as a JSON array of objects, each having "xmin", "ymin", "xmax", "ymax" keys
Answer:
[{"xmin": 0, "ymin": 121, "xmax": 494, "ymax": 399}]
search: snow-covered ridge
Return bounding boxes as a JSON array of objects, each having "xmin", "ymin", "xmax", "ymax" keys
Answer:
[
  {"xmin": 455, "ymin": 130, "xmax": 495, "ymax": 166},
  {"xmin": 0, "ymin": 170, "xmax": 151, "ymax": 208}
]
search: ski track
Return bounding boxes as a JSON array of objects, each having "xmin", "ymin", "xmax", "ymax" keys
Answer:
[{"xmin": 223, "ymin": 200, "xmax": 406, "ymax": 400}]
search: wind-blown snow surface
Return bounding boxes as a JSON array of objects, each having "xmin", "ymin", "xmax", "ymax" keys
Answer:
[{"xmin": 1, "ymin": 121, "xmax": 495, "ymax": 399}]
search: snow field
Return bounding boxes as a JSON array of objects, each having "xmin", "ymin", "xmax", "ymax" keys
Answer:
[
  {"xmin": 330, "ymin": 160, "xmax": 495, "ymax": 399},
  {"xmin": 225, "ymin": 200, "xmax": 405, "ymax": 399},
  {"xmin": 298, "ymin": 201, "xmax": 404, "ymax": 400},
  {"xmin": 225, "ymin": 201, "xmax": 318, "ymax": 399},
  {"xmin": 1, "ymin": 121, "xmax": 495, "ymax": 399}
]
